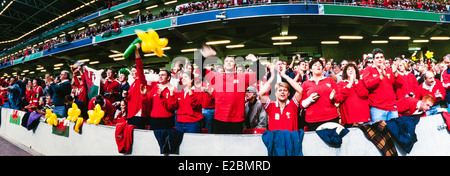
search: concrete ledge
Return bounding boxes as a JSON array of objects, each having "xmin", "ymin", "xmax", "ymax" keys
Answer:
[{"xmin": 1, "ymin": 107, "xmax": 449, "ymax": 156}]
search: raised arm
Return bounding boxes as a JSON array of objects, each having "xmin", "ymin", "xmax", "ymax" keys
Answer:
[
  {"xmin": 258, "ymin": 64, "xmax": 275, "ymax": 104},
  {"xmin": 280, "ymin": 67, "xmax": 303, "ymax": 102}
]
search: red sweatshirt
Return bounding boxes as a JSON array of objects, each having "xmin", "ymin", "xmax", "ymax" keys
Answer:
[
  {"xmin": 102, "ymin": 78, "xmax": 120, "ymax": 104},
  {"xmin": 205, "ymin": 70, "xmax": 256, "ymax": 122},
  {"xmin": 363, "ymin": 66, "xmax": 403, "ymax": 111},
  {"xmin": 335, "ymin": 80, "xmax": 371, "ymax": 125},
  {"xmin": 201, "ymin": 82, "xmax": 215, "ymax": 109},
  {"xmin": 142, "ymin": 85, "xmax": 176, "ymax": 118},
  {"xmin": 416, "ymin": 79, "xmax": 446, "ymax": 105},
  {"xmin": 396, "ymin": 97, "xmax": 425, "ymax": 117},
  {"xmin": 300, "ymin": 77, "xmax": 339, "ymax": 123},
  {"xmin": 126, "ymin": 56, "xmax": 147, "ymax": 119},
  {"xmin": 88, "ymin": 97, "xmax": 115, "ymax": 125},
  {"xmin": 263, "ymin": 98, "xmax": 299, "ymax": 131},
  {"xmin": 395, "ymin": 73, "xmax": 418, "ymax": 100},
  {"xmin": 164, "ymin": 89, "xmax": 203, "ymax": 123}
]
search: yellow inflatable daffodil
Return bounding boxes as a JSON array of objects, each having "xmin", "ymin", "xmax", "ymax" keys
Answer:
[
  {"xmin": 135, "ymin": 29, "xmax": 168, "ymax": 57},
  {"xmin": 74, "ymin": 117, "xmax": 84, "ymax": 133},
  {"xmin": 425, "ymin": 50, "xmax": 434, "ymax": 59},
  {"xmin": 45, "ymin": 109, "xmax": 58, "ymax": 126},
  {"xmin": 67, "ymin": 103, "xmax": 81, "ymax": 122},
  {"xmin": 87, "ymin": 104, "xmax": 105, "ymax": 125}
]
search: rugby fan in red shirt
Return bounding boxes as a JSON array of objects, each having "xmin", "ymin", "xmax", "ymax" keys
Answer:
[
  {"xmin": 141, "ymin": 69, "xmax": 176, "ymax": 130},
  {"xmin": 416, "ymin": 71, "xmax": 446, "ymax": 116},
  {"xmin": 101, "ymin": 68, "xmax": 120, "ymax": 105},
  {"xmin": 126, "ymin": 43, "xmax": 147, "ymax": 129},
  {"xmin": 397, "ymin": 95, "xmax": 434, "ymax": 117},
  {"xmin": 201, "ymin": 45, "xmax": 257, "ymax": 134},
  {"xmin": 440, "ymin": 54, "xmax": 450, "ymax": 105},
  {"xmin": 300, "ymin": 58, "xmax": 339, "ymax": 131},
  {"xmin": 258, "ymin": 64, "xmax": 302, "ymax": 132},
  {"xmin": 363, "ymin": 48, "xmax": 403, "ymax": 123},
  {"xmin": 335, "ymin": 64, "xmax": 371, "ymax": 127},
  {"xmin": 163, "ymin": 70, "xmax": 203, "ymax": 133},
  {"xmin": 395, "ymin": 60, "xmax": 419, "ymax": 100}
]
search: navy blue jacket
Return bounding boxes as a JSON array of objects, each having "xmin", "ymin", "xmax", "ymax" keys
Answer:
[
  {"xmin": 49, "ymin": 80, "xmax": 72, "ymax": 106},
  {"xmin": 262, "ymin": 130, "xmax": 304, "ymax": 156},
  {"xmin": 385, "ymin": 116, "xmax": 420, "ymax": 154}
]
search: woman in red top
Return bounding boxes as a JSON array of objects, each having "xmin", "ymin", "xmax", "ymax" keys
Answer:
[
  {"xmin": 395, "ymin": 60, "xmax": 419, "ymax": 100},
  {"xmin": 164, "ymin": 71, "xmax": 203, "ymax": 133},
  {"xmin": 300, "ymin": 58, "xmax": 339, "ymax": 131},
  {"xmin": 335, "ymin": 64, "xmax": 371, "ymax": 127},
  {"xmin": 114, "ymin": 100, "xmax": 128, "ymax": 124}
]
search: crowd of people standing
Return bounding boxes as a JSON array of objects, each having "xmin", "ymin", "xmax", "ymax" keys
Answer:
[{"xmin": 1, "ymin": 41, "xmax": 448, "ymax": 135}]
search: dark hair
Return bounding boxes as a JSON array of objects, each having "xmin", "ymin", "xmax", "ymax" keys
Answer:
[
  {"xmin": 107, "ymin": 68, "xmax": 116, "ymax": 73},
  {"xmin": 64, "ymin": 95, "xmax": 74, "ymax": 103},
  {"xmin": 372, "ymin": 48, "xmax": 384, "ymax": 57},
  {"xmin": 94, "ymin": 95, "xmax": 104, "ymax": 106},
  {"xmin": 342, "ymin": 63, "xmax": 360, "ymax": 80},
  {"xmin": 150, "ymin": 67, "xmax": 160, "ymax": 74},
  {"xmin": 309, "ymin": 58, "xmax": 324, "ymax": 69}
]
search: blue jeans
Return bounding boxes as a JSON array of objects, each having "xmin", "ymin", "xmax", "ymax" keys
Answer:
[
  {"xmin": 176, "ymin": 121, "xmax": 201, "ymax": 133},
  {"xmin": 370, "ymin": 107, "xmax": 398, "ymax": 123},
  {"xmin": 53, "ymin": 105, "xmax": 67, "ymax": 118},
  {"xmin": 202, "ymin": 108, "xmax": 215, "ymax": 134}
]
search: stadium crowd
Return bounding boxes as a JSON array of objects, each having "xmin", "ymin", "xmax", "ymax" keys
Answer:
[
  {"xmin": 1, "ymin": 0, "xmax": 448, "ymax": 67},
  {"xmin": 1, "ymin": 41, "xmax": 449, "ymax": 134}
]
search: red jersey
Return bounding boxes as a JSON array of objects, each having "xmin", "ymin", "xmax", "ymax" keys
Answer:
[
  {"xmin": 397, "ymin": 97, "xmax": 425, "ymax": 117},
  {"xmin": 142, "ymin": 85, "xmax": 176, "ymax": 119},
  {"xmin": 363, "ymin": 66, "xmax": 403, "ymax": 111},
  {"xmin": 30, "ymin": 86, "xmax": 43, "ymax": 107},
  {"xmin": 201, "ymin": 82, "xmax": 215, "ymax": 109},
  {"xmin": 300, "ymin": 77, "xmax": 339, "ymax": 123},
  {"xmin": 263, "ymin": 98, "xmax": 299, "ymax": 131},
  {"xmin": 102, "ymin": 78, "xmax": 120, "ymax": 103},
  {"xmin": 395, "ymin": 73, "xmax": 419, "ymax": 100},
  {"xmin": 73, "ymin": 76, "xmax": 87, "ymax": 105},
  {"xmin": 416, "ymin": 79, "xmax": 446, "ymax": 105},
  {"xmin": 205, "ymin": 70, "xmax": 257, "ymax": 122},
  {"xmin": 164, "ymin": 89, "xmax": 203, "ymax": 123},
  {"xmin": 335, "ymin": 80, "xmax": 371, "ymax": 125},
  {"xmin": 88, "ymin": 97, "xmax": 115, "ymax": 125},
  {"xmin": 126, "ymin": 56, "xmax": 147, "ymax": 119}
]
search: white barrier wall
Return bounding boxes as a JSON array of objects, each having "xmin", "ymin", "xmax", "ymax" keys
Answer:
[{"xmin": 1, "ymin": 107, "xmax": 450, "ymax": 156}]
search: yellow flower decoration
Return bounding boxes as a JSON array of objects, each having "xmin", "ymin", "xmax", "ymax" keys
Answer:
[
  {"xmin": 135, "ymin": 29, "xmax": 168, "ymax": 57},
  {"xmin": 45, "ymin": 109, "xmax": 58, "ymax": 126},
  {"xmin": 67, "ymin": 103, "xmax": 81, "ymax": 122},
  {"xmin": 412, "ymin": 56, "xmax": 417, "ymax": 61},
  {"xmin": 425, "ymin": 50, "xmax": 434, "ymax": 59},
  {"xmin": 87, "ymin": 104, "xmax": 105, "ymax": 125},
  {"xmin": 74, "ymin": 117, "xmax": 84, "ymax": 133}
]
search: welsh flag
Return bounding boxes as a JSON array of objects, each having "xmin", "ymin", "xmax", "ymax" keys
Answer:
[{"xmin": 83, "ymin": 66, "xmax": 102, "ymax": 100}]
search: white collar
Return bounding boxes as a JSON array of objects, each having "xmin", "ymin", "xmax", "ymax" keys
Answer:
[
  {"xmin": 275, "ymin": 99, "xmax": 290, "ymax": 108},
  {"xmin": 422, "ymin": 81, "xmax": 435, "ymax": 92},
  {"xmin": 308, "ymin": 76, "xmax": 326, "ymax": 82}
]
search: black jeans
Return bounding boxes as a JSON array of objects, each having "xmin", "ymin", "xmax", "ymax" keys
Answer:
[
  {"xmin": 306, "ymin": 117, "xmax": 340, "ymax": 131},
  {"xmin": 213, "ymin": 119, "xmax": 243, "ymax": 134}
]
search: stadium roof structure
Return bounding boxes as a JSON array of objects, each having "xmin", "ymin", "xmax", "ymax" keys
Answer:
[{"xmin": 0, "ymin": 0, "xmax": 107, "ymax": 46}]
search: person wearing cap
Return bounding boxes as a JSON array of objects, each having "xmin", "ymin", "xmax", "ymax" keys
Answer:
[
  {"xmin": 244, "ymin": 86, "xmax": 268, "ymax": 129},
  {"xmin": 363, "ymin": 48, "xmax": 403, "ymax": 123},
  {"xmin": 259, "ymin": 63, "xmax": 302, "ymax": 132}
]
